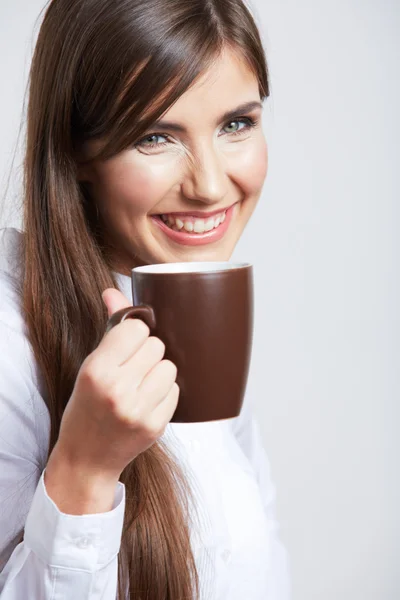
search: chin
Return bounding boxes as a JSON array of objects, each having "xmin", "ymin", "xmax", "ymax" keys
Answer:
[{"xmin": 165, "ymin": 240, "xmax": 236, "ymax": 264}]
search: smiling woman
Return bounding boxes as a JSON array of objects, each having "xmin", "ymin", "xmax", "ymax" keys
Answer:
[
  {"xmin": 77, "ymin": 50, "xmax": 268, "ymax": 270},
  {"xmin": 0, "ymin": 1, "xmax": 291, "ymax": 599}
]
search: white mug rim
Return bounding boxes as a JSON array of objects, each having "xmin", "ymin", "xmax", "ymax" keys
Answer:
[{"xmin": 132, "ymin": 261, "xmax": 252, "ymax": 275}]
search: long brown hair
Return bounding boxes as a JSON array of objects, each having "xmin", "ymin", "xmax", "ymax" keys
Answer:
[{"xmin": 20, "ymin": 0, "xmax": 270, "ymax": 598}]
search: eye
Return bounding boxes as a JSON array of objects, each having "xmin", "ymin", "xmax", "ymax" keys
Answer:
[
  {"xmin": 222, "ymin": 119, "xmax": 251, "ymax": 134},
  {"xmin": 220, "ymin": 117, "xmax": 258, "ymax": 138},
  {"xmin": 134, "ymin": 116, "xmax": 258, "ymax": 151},
  {"xmin": 137, "ymin": 133, "xmax": 169, "ymax": 148}
]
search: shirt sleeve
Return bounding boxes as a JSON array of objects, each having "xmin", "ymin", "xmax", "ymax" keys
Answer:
[
  {"xmin": 0, "ymin": 320, "xmax": 126, "ymax": 600},
  {"xmin": 231, "ymin": 393, "xmax": 292, "ymax": 600}
]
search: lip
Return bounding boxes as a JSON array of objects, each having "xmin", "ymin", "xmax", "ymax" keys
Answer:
[
  {"xmin": 153, "ymin": 203, "xmax": 236, "ymax": 219},
  {"xmin": 151, "ymin": 202, "xmax": 237, "ymax": 246}
]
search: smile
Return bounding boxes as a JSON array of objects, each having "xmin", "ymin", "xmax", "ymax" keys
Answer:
[
  {"xmin": 151, "ymin": 202, "xmax": 237, "ymax": 246},
  {"xmin": 160, "ymin": 209, "xmax": 226, "ymax": 233}
]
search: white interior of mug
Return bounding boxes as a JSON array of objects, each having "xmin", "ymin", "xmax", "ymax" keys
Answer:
[{"xmin": 132, "ymin": 261, "xmax": 251, "ymax": 274}]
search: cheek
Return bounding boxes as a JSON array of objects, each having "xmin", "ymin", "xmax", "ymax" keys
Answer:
[
  {"xmin": 232, "ymin": 137, "xmax": 268, "ymax": 196},
  {"xmin": 93, "ymin": 152, "xmax": 175, "ymax": 217}
]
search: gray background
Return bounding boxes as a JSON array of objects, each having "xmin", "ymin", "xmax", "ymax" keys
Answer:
[{"xmin": 0, "ymin": 1, "xmax": 398, "ymax": 598}]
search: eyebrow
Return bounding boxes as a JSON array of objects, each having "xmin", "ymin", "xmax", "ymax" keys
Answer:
[{"xmin": 151, "ymin": 100, "xmax": 263, "ymax": 133}]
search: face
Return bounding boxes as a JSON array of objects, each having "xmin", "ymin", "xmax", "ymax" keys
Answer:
[{"xmin": 78, "ymin": 48, "xmax": 268, "ymax": 275}]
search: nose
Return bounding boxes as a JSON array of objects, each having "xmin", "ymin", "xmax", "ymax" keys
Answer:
[{"xmin": 181, "ymin": 143, "xmax": 228, "ymax": 206}]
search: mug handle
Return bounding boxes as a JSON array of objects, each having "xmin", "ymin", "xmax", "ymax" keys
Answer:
[{"xmin": 105, "ymin": 305, "xmax": 156, "ymax": 335}]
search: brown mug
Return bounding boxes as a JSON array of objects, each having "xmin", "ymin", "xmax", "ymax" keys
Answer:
[{"xmin": 105, "ymin": 262, "xmax": 254, "ymax": 423}]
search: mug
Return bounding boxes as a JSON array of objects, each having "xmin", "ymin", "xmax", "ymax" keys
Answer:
[{"xmin": 105, "ymin": 262, "xmax": 254, "ymax": 423}]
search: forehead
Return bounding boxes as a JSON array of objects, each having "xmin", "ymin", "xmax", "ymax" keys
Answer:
[
  {"xmin": 160, "ymin": 48, "xmax": 260, "ymax": 123},
  {"xmin": 78, "ymin": 49, "xmax": 260, "ymax": 159}
]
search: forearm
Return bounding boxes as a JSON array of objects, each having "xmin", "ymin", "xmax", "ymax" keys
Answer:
[{"xmin": 44, "ymin": 444, "xmax": 120, "ymax": 515}]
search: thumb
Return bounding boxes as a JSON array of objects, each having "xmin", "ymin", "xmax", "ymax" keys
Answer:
[{"xmin": 102, "ymin": 288, "xmax": 132, "ymax": 318}]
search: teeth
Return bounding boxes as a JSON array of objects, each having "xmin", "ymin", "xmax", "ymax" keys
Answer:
[
  {"xmin": 160, "ymin": 210, "xmax": 227, "ymax": 234},
  {"xmin": 204, "ymin": 218, "xmax": 215, "ymax": 232},
  {"xmin": 193, "ymin": 220, "xmax": 205, "ymax": 233}
]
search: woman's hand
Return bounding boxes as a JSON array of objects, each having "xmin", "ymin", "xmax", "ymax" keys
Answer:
[{"xmin": 52, "ymin": 288, "xmax": 179, "ymax": 483}]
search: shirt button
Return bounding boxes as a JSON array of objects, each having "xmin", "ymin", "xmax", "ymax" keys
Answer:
[
  {"xmin": 76, "ymin": 536, "xmax": 92, "ymax": 549},
  {"xmin": 221, "ymin": 549, "xmax": 231, "ymax": 564}
]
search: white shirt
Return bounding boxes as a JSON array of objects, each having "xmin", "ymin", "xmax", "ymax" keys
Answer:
[{"xmin": 0, "ymin": 227, "xmax": 291, "ymax": 599}]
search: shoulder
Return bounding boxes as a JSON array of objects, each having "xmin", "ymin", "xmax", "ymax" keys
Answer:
[
  {"xmin": 0, "ymin": 226, "xmax": 25, "ymax": 280},
  {"xmin": 0, "ymin": 226, "xmax": 48, "ymax": 410},
  {"xmin": 0, "ymin": 227, "xmax": 31, "ymax": 369},
  {"xmin": 0, "ymin": 227, "xmax": 25, "ymax": 329},
  {"xmin": 0, "ymin": 227, "xmax": 50, "ymax": 466}
]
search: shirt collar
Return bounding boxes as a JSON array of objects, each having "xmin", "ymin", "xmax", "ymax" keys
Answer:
[{"xmin": 113, "ymin": 271, "xmax": 133, "ymax": 304}]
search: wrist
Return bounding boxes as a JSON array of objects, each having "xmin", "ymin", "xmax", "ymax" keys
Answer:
[{"xmin": 44, "ymin": 444, "xmax": 121, "ymax": 515}]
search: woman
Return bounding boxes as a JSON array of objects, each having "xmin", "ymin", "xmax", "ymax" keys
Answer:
[{"xmin": 0, "ymin": 0, "xmax": 291, "ymax": 598}]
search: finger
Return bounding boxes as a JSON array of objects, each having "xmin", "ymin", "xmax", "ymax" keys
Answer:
[
  {"xmin": 120, "ymin": 336, "xmax": 166, "ymax": 384},
  {"xmin": 102, "ymin": 288, "xmax": 132, "ymax": 317},
  {"xmin": 147, "ymin": 382, "xmax": 180, "ymax": 430},
  {"xmin": 135, "ymin": 359, "xmax": 178, "ymax": 411},
  {"xmin": 96, "ymin": 318, "xmax": 150, "ymax": 367}
]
